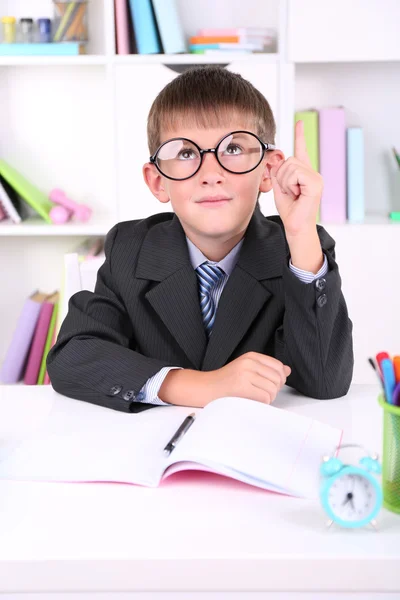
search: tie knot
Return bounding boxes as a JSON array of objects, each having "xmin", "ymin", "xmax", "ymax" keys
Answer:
[{"xmin": 196, "ymin": 262, "xmax": 225, "ymax": 292}]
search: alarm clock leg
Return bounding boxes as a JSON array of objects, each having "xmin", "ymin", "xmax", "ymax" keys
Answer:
[
  {"xmin": 369, "ymin": 519, "xmax": 379, "ymax": 531},
  {"xmin": 326, "ymin": 519, "xmax": 334, "ymax": 529}
]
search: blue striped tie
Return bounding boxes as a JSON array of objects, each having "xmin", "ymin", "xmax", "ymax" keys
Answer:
[{"xmin": 196, "ymin": 262, "xmax": 225, "ymax": 336}]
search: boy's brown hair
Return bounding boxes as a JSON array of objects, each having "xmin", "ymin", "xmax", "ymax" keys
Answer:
[{"xmin": 147, "ymin": 65, "xmax": 276, "ymax": 156}]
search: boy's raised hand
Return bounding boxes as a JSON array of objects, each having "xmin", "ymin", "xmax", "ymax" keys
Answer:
[{"xmin": 270, "ymin": 120, "xmax": 323, "ymax": 237}]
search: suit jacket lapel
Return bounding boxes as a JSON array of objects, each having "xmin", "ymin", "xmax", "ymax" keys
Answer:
[
  {"xmin": 201, "ymin": 209, "xmax": 288, "ymax": 371},
  {"xmin": 136, "ymin": 214, "xmax": 207, "ymax": 369}
]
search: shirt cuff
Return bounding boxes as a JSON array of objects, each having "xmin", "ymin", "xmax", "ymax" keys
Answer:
[
  {"xmin": 137, "ymin": 366, "xmax": 182, "ymax": 405},
  {"xmin": 288, "ymin": 253, "xmax": 328, "ymax": 284}
]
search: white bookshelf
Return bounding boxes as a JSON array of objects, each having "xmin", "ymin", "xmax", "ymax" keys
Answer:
[{"xmin": 0, "ymin": 0, "xmax": 399, "ymax": 385}]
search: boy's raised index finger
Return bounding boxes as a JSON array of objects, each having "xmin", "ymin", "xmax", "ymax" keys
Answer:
[{"xmin": 294, "ymin": 119, "xmax": 312, "ymax": 167}]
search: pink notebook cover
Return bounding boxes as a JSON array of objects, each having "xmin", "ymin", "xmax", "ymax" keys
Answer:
[
  {"xmin": 24, "ymin": 301, "xmax": 55, "ymax": 385},
  {"xmin": 115, "ymin": 0, "xmax": 130, "ymax": 55},
  {"xmin": 319, "ymin": 107, "xmax": 347, "ymax": 223}
]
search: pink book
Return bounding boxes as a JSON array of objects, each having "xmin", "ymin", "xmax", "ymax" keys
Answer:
[
  {"xmin": 319, "ymin": 107, "xmax": 347, "ymax": 223},
  {"xmin": 23, "ymin": 292, "xmax": 58, "ymax": 385},
  {"xmin": 114, "ymin": 0, "xmax": 130, "ymax": 55},
  {"xmin": 0, "ymin": 291, "xmax": 49, "ymax": 383}
]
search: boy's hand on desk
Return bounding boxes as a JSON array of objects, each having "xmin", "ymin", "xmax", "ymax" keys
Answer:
[
  {"xmin": 270, "ymin": 119, "xmax": 323, "ymax": 238},
  {"xmin": 159, "ymin": 353, "xmax": 291, "ymax": 407}
]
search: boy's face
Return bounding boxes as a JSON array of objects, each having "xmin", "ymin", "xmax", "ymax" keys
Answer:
[{"xmin": 143, "ymin": 122, "xmax": 284, "ymax": 249}]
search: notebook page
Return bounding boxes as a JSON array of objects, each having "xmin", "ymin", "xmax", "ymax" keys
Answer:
[
  {"xmin": 165, "ymin": 396, "xmax": 342, "ymax": 498},
  {"xmin": 0, "ymin": 394, "xmax": 192, "ymax": 487}
]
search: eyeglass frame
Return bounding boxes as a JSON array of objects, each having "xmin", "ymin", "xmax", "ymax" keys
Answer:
[{"xmin": 149, "ymin": 130, "xmax": 277, "ymax": 181}]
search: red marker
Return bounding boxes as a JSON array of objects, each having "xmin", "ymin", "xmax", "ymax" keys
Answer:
[{"xmin": 376, "ymin": 352, "xmax": 390, "ymax": 376}]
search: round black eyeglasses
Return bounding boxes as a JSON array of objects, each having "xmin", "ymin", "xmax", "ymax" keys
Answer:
[{"xmin": 149, "ymin": 130, "xmax": 276, "ymax": 181}]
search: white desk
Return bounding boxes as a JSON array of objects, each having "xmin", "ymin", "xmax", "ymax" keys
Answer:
[{"xmin": 0, "ymin": 384, "xmax": 399, "ymax": 599}]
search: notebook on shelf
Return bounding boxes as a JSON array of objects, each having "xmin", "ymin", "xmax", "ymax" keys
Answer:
[
  {"xmin": 0, "ymin": 394, "xmax": 342, "ymax": 499},
  {"xmin": 24, "ymin": 292, "xmax": 59, "ymax": 385}
]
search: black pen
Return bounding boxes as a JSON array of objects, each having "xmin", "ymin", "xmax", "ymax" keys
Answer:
[{"xmin": 163, "ymin": 412, "xmax": 196, "ymax": 456}]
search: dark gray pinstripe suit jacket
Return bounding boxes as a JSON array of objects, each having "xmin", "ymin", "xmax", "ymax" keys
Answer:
[{"xmin": 47, "ymin": 207, "xmax": 353, "ymax": 413}]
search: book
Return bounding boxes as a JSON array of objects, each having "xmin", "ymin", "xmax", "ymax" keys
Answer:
[
  {"xmin": 294, "ymin": 110, "xmax": 320, "ymax": 221},
  {"xmin": 0, "ymin": 394, "xmax": 343, "ymax": 500},
  {"xmin": 37, "ymin": 295, "xmax": 59, "ymax": 385},
  {"xmin": 114, "ymin": 0, "xmax": 130, "ymax": 54},
  {"xmin": 0, "ymin": 160, "xmax": 54, "ymax": 223},
  {"xmin": 128, "ymin": 0, "xmax": 161, "ymax": 54},
  {"xmin": 151, "ymin": 0, "xmax": 186, "ymax": 54},
  {"xmin": 319, "ymin": 107, "xmax": 347, "ymax": 223},
  {"xmin": 0, "ymin": 291, "xmax": 49, "ymax": 383},
  {"xmin": 0, "ymin": 175, "xmax": 22, "ymax": 223},
  {"xmin": 0, "ymin": 42, "xmax": 87, "ymax": 56},
  {"xmin": 346, "ymin": 127, "xmax": 365, "ymax": 223},
  {"xmin": 24, "ymin": 292, "xmax": 58, "ymax": 385}
]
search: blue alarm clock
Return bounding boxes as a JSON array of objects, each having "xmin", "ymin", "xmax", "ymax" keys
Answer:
[{"xmin": 320, "ymin": 443, "xmax": 383, "ymax": 529}]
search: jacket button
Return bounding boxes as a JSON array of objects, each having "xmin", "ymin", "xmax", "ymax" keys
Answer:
[
  {"xmin": 315, "ymin": 278, "xmax": 326, "ymax": 292},
  {"xmin": 122, "ymin": 389, "xmax": 135, "ymax": 401},
  {"xmin": 109, "ymin": 385, "xmax": 122, "ymax": 396},
  {"xmin": 317, "ymin": 294, "xmax": 327, "ymax": 308}
]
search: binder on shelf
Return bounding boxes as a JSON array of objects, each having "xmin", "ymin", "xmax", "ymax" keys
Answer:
[
  {"xmin": 346, "ymin": 127, "xmax": 365, "ymax": 223},
  {"xmin": 128, "ymin": 0, "xmax": 161, "ymax": 54},
  {"xmin": 24, "ymin": 292, "xmax": 59, "ymax": 385},
  {"xmin": 319, "ymin": 107, "xmax": 347, "ymax": 224},
  {"xmin": 0, "ymin": 160, "xmax": 54, "ymax": 224},
  {"xmin": 151, "ymin": 0, "xmax": 186, "ymax": 54},
  {"xmin": 37, "ymin": 296, "xmax": 59, "ymax": 385},
  {"xmin": 114, "ymin": 0, "xmax": 130, "ymax": 54},
  {"xmin": 0, "ymin": 291, "xmax": 49, "ymax": 384}
]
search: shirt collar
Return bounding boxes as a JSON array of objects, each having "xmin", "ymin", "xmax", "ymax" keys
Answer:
[{"xmin": 186, "ymin": 236, "xmax": 244, "ymax": 276}]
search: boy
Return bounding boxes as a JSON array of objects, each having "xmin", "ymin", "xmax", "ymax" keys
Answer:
[{"xmin": 47, "ymin": 66, "xmax": 353, "ymax": 413}]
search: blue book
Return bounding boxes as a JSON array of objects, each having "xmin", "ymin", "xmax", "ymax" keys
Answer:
[
  {"xmin": 0, "ymin": 43, "xmax": 86, "ymax": 56},
  {"xmin": 151, "ymin": 0, "xmax": 186, "ymax": 54},
  {"xmin": 346, "ymin": 127, "xmax": 365, "ymax": 222},
  {"xmin": 128, "ymin": 0, "xmax": 161, "ymax": 54}
]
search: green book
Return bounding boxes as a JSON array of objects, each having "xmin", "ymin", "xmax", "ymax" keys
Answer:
[
  {"xmin": 0, "ymin": 159, "xmax": 53, "ymax": 223},
  {"xmin": 37, "ymin": 296, "xmax": 59, "ymax": 385},
  {"xmin": 294, "ymin": 110, "xmax": 320, "ymax": 221}
]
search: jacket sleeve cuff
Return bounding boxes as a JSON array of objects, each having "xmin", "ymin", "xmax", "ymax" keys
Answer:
[
  {"xmin": 288, "ymin": 253, "xmax": 328, "ymax": 284},
  {"xmin": 138, "ymin": 366, "xmax": 182, "ymax": 405}
]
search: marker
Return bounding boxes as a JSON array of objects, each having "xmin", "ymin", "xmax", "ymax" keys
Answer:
[
  {"xmin": 376, "ymin": 352, "xmax": 390, "ymax": 377},
  {"xmin": 393, "ymin": 382, "xmax": 400, "ymax": 406},
  {"xmin": 380, "ymin": 358, "xmax": 396, "ymax": 405},
  {"xmin": 163, "ymin": 413, "xmax": 196, "ymax": 456},
  {"xmin": 393, "ymin": 355, "xmax": 400, "ymax": 384}
]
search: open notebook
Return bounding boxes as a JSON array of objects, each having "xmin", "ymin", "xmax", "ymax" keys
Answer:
[{"xmin": 0, "ymin": 394, "xmax": 342, "ymax": 499}]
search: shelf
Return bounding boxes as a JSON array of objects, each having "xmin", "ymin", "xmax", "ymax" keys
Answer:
[
  {"xmin": 113, "ymin": 52, "xmax": 280, "ymax": 65},
  {"xmin": 0, "ymin": 219, "xmax": 112, "ymax": 236},
  {"xmin": 0, "ymin": 55, "xmax": 108, "ymax": 67}
]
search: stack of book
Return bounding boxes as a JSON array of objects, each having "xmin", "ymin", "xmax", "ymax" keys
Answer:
[
  {"xmin": 295, "ymin": 107, "xmax": 365, "ymax": 223},
  {"xmin": 188, "ymin": 27, "xmax": 277, "ymax": 55},
  {"xmin": 0, "ymin": 237, "xmax": 104, "ymax": 385}
]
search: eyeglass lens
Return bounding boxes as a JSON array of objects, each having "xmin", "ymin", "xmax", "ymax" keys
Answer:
[{"xmin": 155, "ymin": 132, "xmax": 264, "ymax": 180}]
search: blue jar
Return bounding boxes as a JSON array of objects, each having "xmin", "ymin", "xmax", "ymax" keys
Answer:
[{"xmin": 38, "ymin": 18, "xmax": 52, "ymax": 43}]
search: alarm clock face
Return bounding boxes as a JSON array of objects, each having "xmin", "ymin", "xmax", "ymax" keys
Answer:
[{"xmin": 327, "ymin": 471, "xmax": 378, "ymax": 524}]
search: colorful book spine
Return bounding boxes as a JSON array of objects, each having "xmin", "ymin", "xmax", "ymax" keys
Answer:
[
  {"xmin": 346, "ymin": 127, "xmax": 365, "ymax": 223},
  {"xmin": 128, "ymin": 0, "xmax": 161, "ymax": 54},
  {"xmin": 319, "ymin": 107, "xmax": 347, "ymax": 223},
  {"xmin": 114, "ymin": 0, "xmax": 130, "ymax": 54},
  {"xmin": 37, "ymin": 296, "xmax": 59, "ymax": 385},
  {"xmin": 0, "ymin": 42, "xmax": 87, "ymax": 56},
  {"xmin": 0, "ymin": 292, "xmax": 45, "ymax": 383},
  {"xmin": 24, "ymin": 294, "xmax": 57, "ymax": 385}
]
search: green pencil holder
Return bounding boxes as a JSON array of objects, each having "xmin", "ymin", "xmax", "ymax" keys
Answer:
[{"xmin": 378, "ymin": 394, "xmax": 400, "ymax": 513}]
